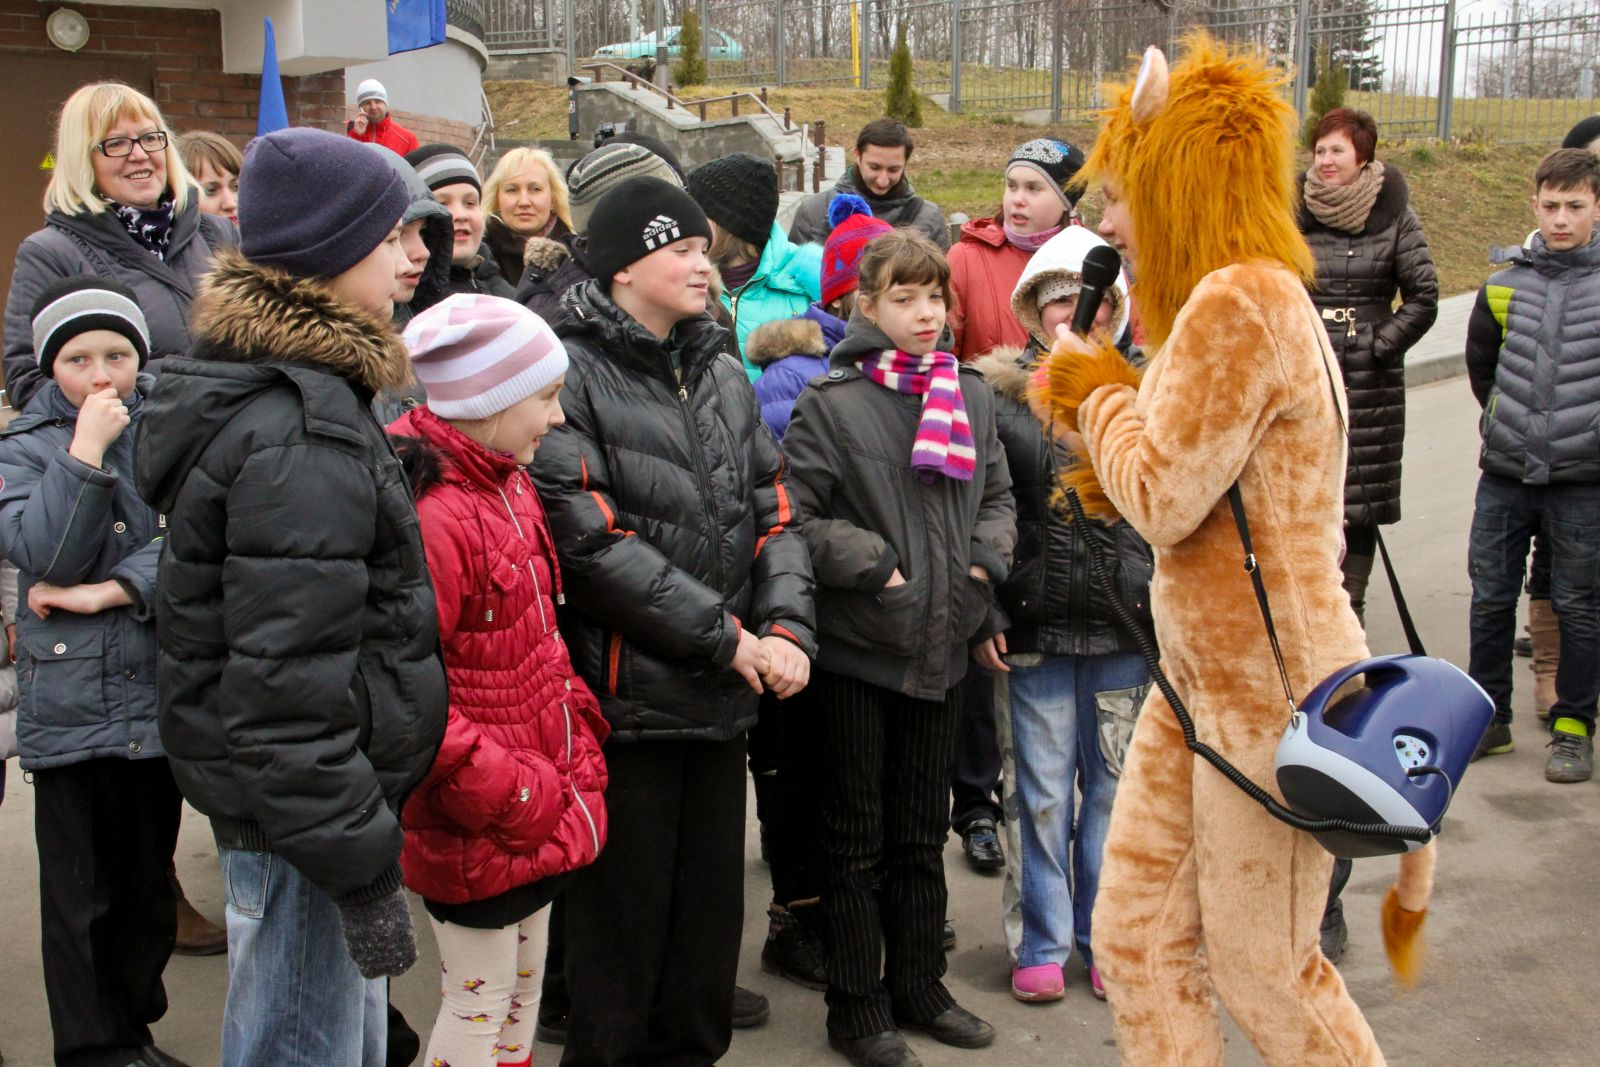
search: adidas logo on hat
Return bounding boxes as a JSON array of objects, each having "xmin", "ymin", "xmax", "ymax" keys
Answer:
[{"xmin": 642, "ymin": 214, "xmax": 683, "ymax": 250}]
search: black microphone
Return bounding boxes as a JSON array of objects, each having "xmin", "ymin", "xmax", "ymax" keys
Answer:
[{"xmin": 1070, "ymin": 245, "xmax": 1124, "ymax": 337}]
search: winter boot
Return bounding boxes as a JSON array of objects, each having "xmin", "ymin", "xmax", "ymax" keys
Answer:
[
  {"xmin": 761, "ymin": 899, "xmax": 829, "ymax": 990},
  {"xmin": 1529, "ymin": 598, "xmax": 1560, "ymax": 721}
]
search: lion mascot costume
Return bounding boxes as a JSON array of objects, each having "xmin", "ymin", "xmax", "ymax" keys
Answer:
[{"xmin": 1029, "ymin": 33, "xmax": 1434, "ymax": 1066}]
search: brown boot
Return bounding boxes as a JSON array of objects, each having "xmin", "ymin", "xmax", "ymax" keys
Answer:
[
  {"xmin": 1530, "ymin": 598, "xmax": 1560, "ymax": 721},
  {"xmin": 174, "ymin": 877, "xmax": 227, "ymax": 957}
]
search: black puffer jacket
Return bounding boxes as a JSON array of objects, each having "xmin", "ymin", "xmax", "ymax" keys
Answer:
[
  {"xmin": 1298, "ymin": 164, "xmax": 1438, "ymax": 525},
  {"xmin": 531, "ymin": 281, "xmax": 816, "ymax": 743},
  {"xmin": 514, "ymin": 235, "xmax": 592, "ymax": 324},
  {"xmin": 447, "ymin": 241, "xmax": 516, "ymax": 299},
  {"xmin": 135, "ymin": 251, "xmax": 448, "ymax": 904},
  {"xmin": 975, "ymin": 348, "xmax": 1152, "ymax": 657},
  {"xmin": 783, "ymin": 315, "xmax": 1016, "ymax": 701}
]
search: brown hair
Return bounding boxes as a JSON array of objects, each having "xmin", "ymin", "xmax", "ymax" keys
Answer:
[
  {"xmin": 178, "ymin": 129, "xmax": 242, "ymax": 179},
  {"xmin": 1534, "ymin": 147, "xmax": 1600, "ymax": 199},
  {"xmin": 857, "ymin": 117, "xmax": 914, "ymax": 160},
  {"xmin": 857, "ymin": 229, "xmax": 952, "ymax": 305},
  {"xmin": 708, "ymin": 226, "xmax": 763, "ymax": 269},
  {"xmin": 1312, "ymin": 108, "xmax": 1378, "ymax": 166}
]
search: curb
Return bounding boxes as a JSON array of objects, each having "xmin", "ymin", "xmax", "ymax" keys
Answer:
[{"xmin": 1404, "ymin": 350, "xmax": 1467, "ymax": 388}]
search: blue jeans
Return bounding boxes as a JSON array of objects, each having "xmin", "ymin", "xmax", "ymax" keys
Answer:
[
  {"xmin": 998, "ymin": 651, "xmax": 1148, "ymax": 969},
  {"xmin": 1467, "ymin": 473, "xmax": 1600, "ymax": 733},
  {"xmin": 218, "ymin": 847, "xmax": 387, "ymax": 1067}
]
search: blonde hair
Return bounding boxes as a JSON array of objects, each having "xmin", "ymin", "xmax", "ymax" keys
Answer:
[
  {"xmin": 482, "ymin": 147, "xmax": 571, "ymax": 232},
  {"xmin": 45, "ymin": 82, "xmax": 193, "ymax": 217},
  {"xmin": 178, "ymin": 129, "xmax": 243, "ymax": 179},
  {"xmin": 1084, "ymin": 32, "xmax": 1313, "ymax": 348}
]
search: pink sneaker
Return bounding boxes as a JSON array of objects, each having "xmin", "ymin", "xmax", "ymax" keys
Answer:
[
  {"xmin": 1011, "ymin": 963, "xmax": 1065, "ymax": 1002},
  {"xmin": 1089, "ymin": 965, "xmax": 1107, "ymax": 1001}
]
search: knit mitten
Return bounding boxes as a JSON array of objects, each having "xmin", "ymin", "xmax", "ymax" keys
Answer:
[{"xmin": 337, "ymin": 886, "xmax": 417, "ymax": 979}]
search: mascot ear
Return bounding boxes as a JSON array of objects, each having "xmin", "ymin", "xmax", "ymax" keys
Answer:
[{"xmin": 1131, "ymin": 46, "xmax": 1170, "ymax": 124}]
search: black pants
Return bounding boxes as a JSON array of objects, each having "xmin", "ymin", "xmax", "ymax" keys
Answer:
[
  {"xmin": 751, "ymin": 687, "xmax": 828, "ymax": 906},
  {"xmin": 34, "ymin": 757, "xmax": 183, "ymax": 1067},
  {"xmin": 818, "ymin": 670, "xmax": 961, "ymax": 1038},
  {"xmin": 949, "ymin": 665, "xmax": 1002, "ymax": 831},
  {"xmin": 562, "ymin": 737, "xmax": 747, "ymax": 1067}
]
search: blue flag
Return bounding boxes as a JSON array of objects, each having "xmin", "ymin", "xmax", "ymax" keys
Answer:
[
  {"xmin": 388, "ymin": 0, "xmax": 446, "ymax": 55},
  {"xmin": 257, "ymin": 17, "xmax": 289, "ymax": 135}
]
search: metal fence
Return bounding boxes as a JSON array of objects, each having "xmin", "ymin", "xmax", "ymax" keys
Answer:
[{"xmin": 483, "ymin": 1, "xmax": 1599, "ymax": 141}]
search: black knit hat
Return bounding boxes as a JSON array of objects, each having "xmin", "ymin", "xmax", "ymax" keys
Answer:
[
  {"xmin": 31, "ymin": 275, "xmax": 151, "ymax": 376},
  {"xmin": 405, "ymin": 143, "xmax": 482, "ymax": 193},
  {"xmin": 686, "ymin": 153, "xmax": 779, "ymax": 249},
  {"xmin": 1007, "ymin": 138, "xmax": 1088, "ymax": 209},
  {"xmin": 1563, "ymin": 115, "xmax": 1600, "ymax": 150},
  {"xmin": 578, "ymin": 177, "xmax": 712, "ymax": 290},
  {"xmin": 239, "ymin": 127, "xmax": 408, "ymax": 280}
]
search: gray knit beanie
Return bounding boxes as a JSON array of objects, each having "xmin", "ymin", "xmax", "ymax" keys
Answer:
[{"xmin": 567, "ymin": 142, "xmax": 683, "ymax": 236}]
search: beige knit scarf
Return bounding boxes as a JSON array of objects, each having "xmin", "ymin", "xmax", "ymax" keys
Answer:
[{"xmin": 1303, "ymin": 160, "xmax": 1386, "ymax": 234}]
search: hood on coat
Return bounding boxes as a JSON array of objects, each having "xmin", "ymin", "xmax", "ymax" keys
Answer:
[
  {"xmin": 1010, "ymin": 226, "xmax": 1131, "ymax": 347},
  {"xmin": 745, "ymin": 317, "xmax": 829, "ymax": 368},
  {"xmin": 828, "ymin": 308, "xmax": 899, "ymax": 368},
  {"xmin": 958, "ymin": 214, "xmax": 1009, "ymax": 249},
  {"xmin": 524, "ymin": 235, "xmax": 571, "ymax": 272},
  {"xmin": 750, "ymin": 222, "xmax": 824, "ymax": 299},
  {"xmin": 388, "ymin": 405, "xmax": 520, "ymax": 499},
  {"xmin": 367, "ymin": 148, "xmax": 454, "ymax": 316},
  {"xmin": 972, "ymin": 345, "xmax": 1033, "ymax": 402}
]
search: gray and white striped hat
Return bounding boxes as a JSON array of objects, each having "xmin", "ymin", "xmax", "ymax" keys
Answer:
[
  {"xmin": 405, "ymin": 144, "xmax": 481, "ymax": 193},
  {"xmin": 566, "ymin": 142, "xmax": 683, "ymax": 236},
  {"xmin": 31, "ymin": 276, "xmax": 150, "ymax": 376}
]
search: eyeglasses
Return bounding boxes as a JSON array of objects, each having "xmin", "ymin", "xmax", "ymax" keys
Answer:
[{"xmin": 94, "ymin": 131, "xmax": 168, "ymax": 158}]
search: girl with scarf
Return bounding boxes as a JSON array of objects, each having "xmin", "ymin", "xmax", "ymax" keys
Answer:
[
  {"xmin": 783, "ymin": 229, "xmax": 1016, "ymax": 1067},
  {"xmin": 947, "ymin": 139, "xmax": 1086, "ymax": 363}
]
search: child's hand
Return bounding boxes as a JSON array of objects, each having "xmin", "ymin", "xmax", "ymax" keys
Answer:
[
  {"xmin": 68, "ymin": 389, "xmax": 131, "ymax": 469},
  {"xmin": 884, "ymin": 568, "xmax": 908, "ymax": 588},
  {"xmin": 758, "ymin": 635, "xmax": 810, "ymax": 699},
  {"xmin": 27, "ymin": 580, "xmax": 132, "ymax": 619},
  {"xmin": 972, "ymin": 633, "xmax": 1010, "ymax": 673},
  {"xmin": 1051, "ymin": 322, "xmax": 1100, "ymax": 357},
  {"xmin": 729, "ymin": 627, "xmax": 767, "ymax": 695}
]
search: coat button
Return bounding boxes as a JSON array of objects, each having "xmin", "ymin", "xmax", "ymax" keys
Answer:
[
  {"xmin": 113, "ymin": 521, "xmax": 127, "ymax": 534},
  {"xmin": 124, "ymin": 668, "xmax": 137, "ymax": 680},
  {"xmin": 128, "ymin": 740, "xmax": 142, "ymax": 753},
  {"xmin": 53, "ymin": 643, "xmax": 66, "ymax": 655},
  {"xmin": 827, "ymin": 369, "xmax": 845, "ymax": 380}
]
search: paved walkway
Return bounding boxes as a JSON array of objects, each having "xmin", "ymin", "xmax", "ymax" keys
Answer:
[{"xmin": 1403, "ymin": 290, "xmax": 1478, "ymax": 387}]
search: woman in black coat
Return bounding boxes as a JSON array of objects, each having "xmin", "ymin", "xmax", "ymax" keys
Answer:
[{"xmin": 1299, "ymin": 107, "xmax": 1438, "ymax": 624}]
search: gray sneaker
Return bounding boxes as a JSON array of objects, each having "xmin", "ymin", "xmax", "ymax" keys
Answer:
[{"xmin": 1544, "ymin": 731, "xmax": 1594, "ymax": 784}]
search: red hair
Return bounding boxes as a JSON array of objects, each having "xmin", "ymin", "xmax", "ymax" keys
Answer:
[{"xmin": 1312, "ymin": 108, "xmax": 1378, "ymax": 166}]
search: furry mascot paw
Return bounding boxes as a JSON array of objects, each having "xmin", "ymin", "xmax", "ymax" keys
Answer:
[
  {"xmin": 1026, "ymin": 334, "xmax": 1141, "ymax": 521},
  {"xmin": 1382, "ymin": 841, "xmax": 1437, "ymax": 989}
]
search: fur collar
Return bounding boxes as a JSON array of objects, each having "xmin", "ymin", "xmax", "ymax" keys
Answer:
[
  {"xmin": 972, "ymin": 346, "xmax": 1032, "ymax": 401},
  {"xmin": 523, "ymin": 235, "xmax": 571, "ymax": 272},
  {"xmin": 744, "ymin": 318, "xmax": 827, "ymax": 368},
  {"xmin": 189, "ymin": 250, "xmax": 414, "ymax": 394}
]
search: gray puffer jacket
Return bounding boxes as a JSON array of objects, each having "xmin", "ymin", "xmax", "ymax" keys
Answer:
[
  {"xmin": 4, "ymin": 201, "xmax": 237, "ymax": 411},
  {"xmin": 0, "ymin": 378, "xmax": 162, "ymax": 770},
  {"xmin": 1465, "ymin": 231, "xmax": 1600, "ymax": 485},
  {"xmin": 782, "ymin": 314, "xmax": 1016, "ymax": 701},
  {"xmin": 1298, "ymin": 164, "xmax": 1438, "ymax": 526},
  {"xmin": 788, "ymin": 168, "xmax": 950, "ymax": 249}
]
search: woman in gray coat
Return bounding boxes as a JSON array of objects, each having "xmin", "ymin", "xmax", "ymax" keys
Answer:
[{"xmin": 3, "ymin": 82, "xmax": 236, "ymax": 411}]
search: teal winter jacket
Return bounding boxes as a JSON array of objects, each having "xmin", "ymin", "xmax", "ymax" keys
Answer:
[{"xmin": 723, "ymin": 223, "xmax": 823, "ymax": 380}]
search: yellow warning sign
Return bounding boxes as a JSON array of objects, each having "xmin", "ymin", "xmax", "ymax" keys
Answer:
[{"xmin": 39, "ymin": 152, "xmax": 55, "ymax": 171}]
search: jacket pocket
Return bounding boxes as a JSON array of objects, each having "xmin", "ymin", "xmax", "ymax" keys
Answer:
[
  {"xmin": 819, "ymin": 575, "xmax": 926, "ymax": 658},
  {"xmin": 20, "ymin": 628, "xmax": 105, "ymax": 729}
]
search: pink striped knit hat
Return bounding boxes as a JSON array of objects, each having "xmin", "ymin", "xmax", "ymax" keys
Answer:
[{"xmin": 403, "ymin": 294, "xmax": 568, "ymax": 420}]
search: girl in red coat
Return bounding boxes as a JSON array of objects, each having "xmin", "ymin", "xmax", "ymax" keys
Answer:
[{"xmin": 391, "ymin": 293, "xmax": 609, "ymax": 1067}]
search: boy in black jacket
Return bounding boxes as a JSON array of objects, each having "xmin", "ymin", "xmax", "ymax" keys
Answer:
[{"xmin": 135, "ymin": 128, "xmax": 447, "ymax": 1067}]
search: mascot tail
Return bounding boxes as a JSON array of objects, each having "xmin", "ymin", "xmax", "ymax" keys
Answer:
[{"xmin": 1382, "ymin": 840, "xmax": 1436, "ymax": 988}]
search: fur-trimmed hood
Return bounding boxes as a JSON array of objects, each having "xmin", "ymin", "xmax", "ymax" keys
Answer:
[
  {"xmin": 1010, "ymin": 226, "xmax": 1132, "ymax": 347},
  {"xmin": 189, "ymin": 250, "xmax": 413, "ymax": 393},
  {"xmin": 523, "ymin": 235, "xmax": 571, "ymax": 273},
  {"xmin": 1296, "ymin": 162, "xmax": 1412, "ymax": 235},
  {"xmin": 972, "ymin": 345, "xmax": 1033, "ymax": 402},
  {"xmin": 745, "ymin": 318, "xmax": 827, "ymax": 368}
]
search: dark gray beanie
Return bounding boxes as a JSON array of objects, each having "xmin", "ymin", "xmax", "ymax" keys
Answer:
[{"xmin": 239, "ymin": 127, "xmax": 408, "ymax": 279}]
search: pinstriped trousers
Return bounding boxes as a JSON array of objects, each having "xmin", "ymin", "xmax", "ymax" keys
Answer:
[{"xmin": 817, "ymin": 669, "xmax": 962, "ymax": 1038}]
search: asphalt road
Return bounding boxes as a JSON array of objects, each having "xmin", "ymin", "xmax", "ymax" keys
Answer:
[{"xmin": 1, "ymin": 375, "xmax": 1593, "ymax": 1067}]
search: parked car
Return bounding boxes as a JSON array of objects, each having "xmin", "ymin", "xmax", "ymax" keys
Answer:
[{"xmin": 595, "ymin": 26, "xmax": 743, "ymax": 61}]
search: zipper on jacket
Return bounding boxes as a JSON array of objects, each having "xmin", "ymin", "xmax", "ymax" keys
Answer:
[
  {"xmin": 564, "ymin": 689, "xmax": 602, "ymax": 857},
  {"xmin": 498, "ymin": 479, "xmax": 549, "ymax": 633},
  {"xmin": 677, "ymin": 383, "xmax": 726, "ymax": 593}
]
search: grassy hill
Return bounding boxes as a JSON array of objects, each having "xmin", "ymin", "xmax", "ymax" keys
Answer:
[{"xmin": 486, "ymin": 79, "xmax": 1560, "ymax": 296}]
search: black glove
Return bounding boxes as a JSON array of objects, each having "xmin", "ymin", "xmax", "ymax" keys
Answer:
[{"xmin": 337, "ymin": 886, "xmax": 417, "ymax": 979}]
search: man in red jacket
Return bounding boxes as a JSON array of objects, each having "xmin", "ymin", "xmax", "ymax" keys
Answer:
[{"xmin": 347, "ymin": 79, "xmax": 420, "ymax": 156}]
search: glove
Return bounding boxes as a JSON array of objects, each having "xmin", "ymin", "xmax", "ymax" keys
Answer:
[{"xmin": 336, "ymin": 885, "xmax": 417, "ymax": 979}]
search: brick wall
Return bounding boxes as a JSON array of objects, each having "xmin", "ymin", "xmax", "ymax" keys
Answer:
[{"xmin": 0, "ymin": 1, "xmax": 470, "ymax": 151}]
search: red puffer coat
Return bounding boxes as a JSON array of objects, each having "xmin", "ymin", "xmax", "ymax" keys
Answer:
[
  {"xmin": 391, "ymin": 406, "xmax": 609, "ymax": 905},
  {"xmin": 947, "ymin": 215, "xmax": 1034, "ymax": 362}
]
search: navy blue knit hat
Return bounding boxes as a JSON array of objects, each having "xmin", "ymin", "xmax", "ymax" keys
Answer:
[{"xmin": 238, "ymin": 127, "xmax": 409, "ymax": 279}]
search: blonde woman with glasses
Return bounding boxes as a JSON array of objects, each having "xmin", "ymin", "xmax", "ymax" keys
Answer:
[{"xmin": 3, "ymin": 81, "xmax": 237, "ymax": 411}]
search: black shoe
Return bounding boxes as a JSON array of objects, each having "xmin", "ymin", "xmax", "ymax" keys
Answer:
[
  {"xmin": 138, "ymin": 1048, "xmax": 193, "ymax": 1067},
  {"xmin": 960, "ymin": 817, "xmax": 1004, "ymax": 872},
  {"xmin": 1472, "ymin": 720, "xmax": 1515, "ymax": 761},
  {"xmin": 897, "ymin": 1004, "xmax": 996, "ymax": 1049},
  {"xmin": 732, "ymin": 984, "xmax": 770, "ymax": 1028},
  {"xmin": 1319, "ymin": 908, "xmax": 1348, "ymax": 964},
  {"xmin": 1514, "ymin": 635, "xmax": 1533, "ymax": 657},
  {"xmin": 942, "ymin": 920, "xmax": 956, "ymax": 952},
  {"xmin": 386, "ymin": 999, "xmax": 420, "ymax": 1067},
  {"xmin": 534, "ymin": 1011, "xmax": 567, "ymax": 1045},
  {"xmin": 829, "ymin": 1030, "xmax": 922, "ymax": 1067},
  {"xmin": 761, "ymin": 904, "xmax": 828, "ymax": 990}
]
